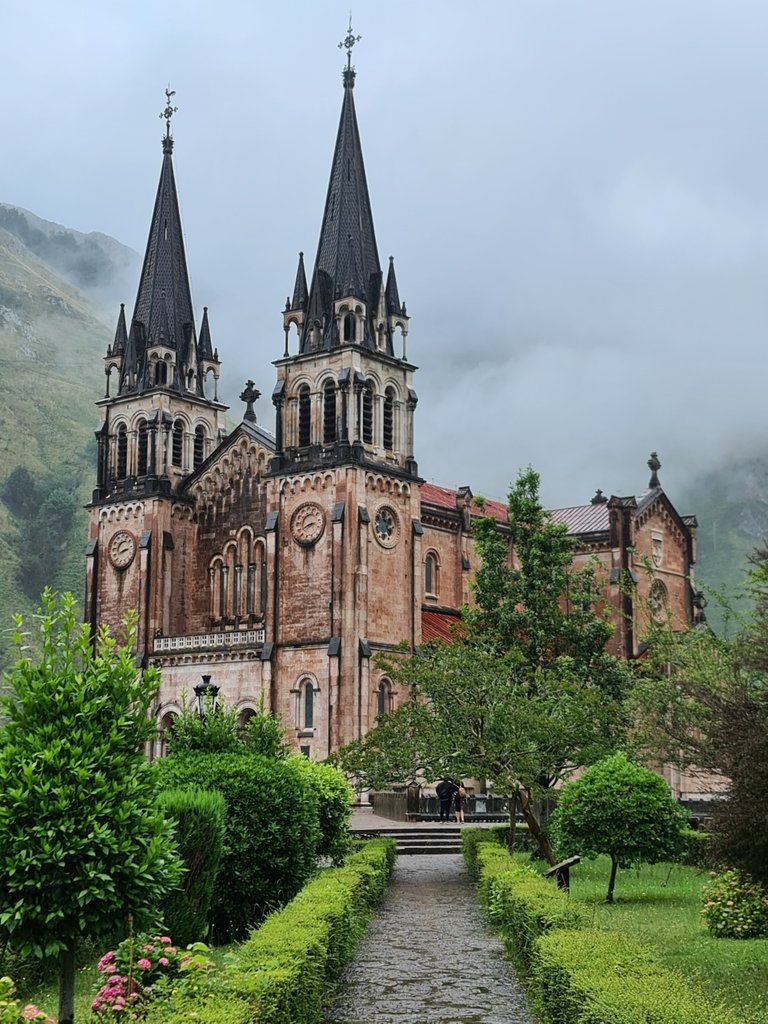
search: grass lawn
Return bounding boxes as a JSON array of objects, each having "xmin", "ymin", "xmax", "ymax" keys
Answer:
[{"xmin": 562, "ymin": 855, "xmax": 768, "ymax": 1024}]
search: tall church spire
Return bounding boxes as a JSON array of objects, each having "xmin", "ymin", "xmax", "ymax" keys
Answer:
[
  {"xmin": 298, "ymin": 22, "xmax": 389, "ymax": 354},
  {"xmin": 113, "ymin": 89, "xmax": 213, "ymax": 396}
]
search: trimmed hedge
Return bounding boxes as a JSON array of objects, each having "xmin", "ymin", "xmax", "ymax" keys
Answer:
[
  {"xmin": 464, "ymin": 833, "xmax": 737, "ymax": 1024},
  {"xmin": 154, "ymin": 753, "xmax": 320, "ymax": 941},
  {"xmin": 677, "ymin": 828, "xmax": 715, "ymax": 869},
  {"xmin": 291, "ymin": 758, "xmax": 353, "ymax": 863},
  {"xmin": 157, "ymin": 786, "xmax": 226, "ymax": 945},
  {"xmin": 465, "ymin": 837, "xmax": 584, "ymax": 970},
  {"xmin": 533, "ymin": 928, "xmax": 738, "ymax": 1024},
  {"xmin": 146, "ymin": 838, "xmax": 395, "ymax": 1024}
]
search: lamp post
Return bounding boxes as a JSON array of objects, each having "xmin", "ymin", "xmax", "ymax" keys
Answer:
[{"xmin": 194, "ymin": 674, "xmax": 220, "ymax": 717}]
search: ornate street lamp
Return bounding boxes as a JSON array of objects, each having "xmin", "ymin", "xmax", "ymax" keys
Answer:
[{"xmin": 194, "ymin": 674, "xmax": 220, "ymax": 717}]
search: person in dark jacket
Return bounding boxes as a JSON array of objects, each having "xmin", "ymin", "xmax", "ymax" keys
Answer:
[{"xmin": 436, "ymin": 777, "xmax": 458, "ymax": 822}]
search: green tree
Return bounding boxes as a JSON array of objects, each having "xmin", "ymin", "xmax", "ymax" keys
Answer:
[
  {"xmin": 634, "ymin": 551, "xmax": 768, "ymax": 884},
  {"xmin": 336, "ymin": 467, "xmax": 630, "ymax": 863},
  {"xmin": 550, "ymin": 752, "xmax": 686, "ymax": 902},
  {"xmin": 0, "ymin": 592, "xmax": 181, "ymax": 1024}
]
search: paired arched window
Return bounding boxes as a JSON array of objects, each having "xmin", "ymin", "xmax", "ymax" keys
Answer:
[
  {"xmin": 362, "ymin": 382, "xmax": 374, "ymax": 445},
  {"xmin": 154, "ymin": 360, "xmax": 168, "ymax": 386},
  {"xmin": 323, "ymin": 379, "xmax": 336, "ymax": 444},
  {"xmin": 298, "ymin": 385, "xmax": 311, "ymax": 447},
  {"xmin": 425, "ymin": 552, "xmax": 439, "ymax": 597},
  {"xmin": 383, "ymin": 387, "xmax": 395, "ymax": 450},
  {"xmin": 194, "ymin": 426, "xmax": 206, "ymax": 469},
  {"xmin": 137, "ymin": 418, "xmax": 149, "ymax": 476},
  {"xmin": 172, "ymin": 420, "xmax": 184, "ymax": 467},
  {"xmin": 116, "ymin": 424, "xmax": 128, "ymax": 479}
]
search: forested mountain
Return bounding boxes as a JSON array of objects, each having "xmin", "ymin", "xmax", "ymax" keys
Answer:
[{"xmin": 0, "ymin": 206, "xmax": 138, "ymax": 669}]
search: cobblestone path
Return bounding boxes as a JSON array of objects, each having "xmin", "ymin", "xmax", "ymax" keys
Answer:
[{"xmin": 325, "ymin": 854, "xmax": 533, "ymax": 1024}]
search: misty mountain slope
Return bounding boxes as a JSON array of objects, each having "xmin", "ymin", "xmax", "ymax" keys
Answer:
[
  {"xmin": 0, "ymin": 217, "xmax": 133, "ymax": 664},
  {"xmin": 679, "ymin": 456, "xmax": 768, "ymax": 635}
]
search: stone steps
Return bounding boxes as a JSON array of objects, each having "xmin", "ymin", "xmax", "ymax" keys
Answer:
[{"xmin": 354, "ymin": 826, "xmax": 464, "ymax": 856}]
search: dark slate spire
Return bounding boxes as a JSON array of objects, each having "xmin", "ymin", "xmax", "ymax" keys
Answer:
[
  {"xmin": 120, "ymin": 90, "xmax": 204, "ymax": 396},
  {"xmin": 110, "ymin": 303, "xmax": 128, "ymax": 356},
  {"xmin": 300, "ymin": 24, "xmax": 382, "ymax": 353},
  {"xmin": 291, "ymin": 252, "xmax": 308, "ymax": 311},
  {"xmin": 385, "ymin": 256, "xmax": 401, "ymax": 314},
  {"xmin": 198, "ymin": 306, "xmax": 213, "ymax": 361}
]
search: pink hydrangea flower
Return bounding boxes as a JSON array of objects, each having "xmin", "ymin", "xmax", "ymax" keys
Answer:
[
  {"xmin": 136, "ymin": 958, "xmax": 152, "ymax": 971},
  {"xmin": 159, "ymin": 936, "xmax": 172, "ymax": 944},
  {"xmin": 158, "ymin": 957, "xmax": 169, "ymax": 966},
  {"xmin": 142, "ymin": 944, "xmax": 155, "ymax": 952}
]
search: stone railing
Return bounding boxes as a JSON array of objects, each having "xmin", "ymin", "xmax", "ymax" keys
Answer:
[{"xmin": 153, "ymin": 628, "xmax": 265, "ymax": 654}]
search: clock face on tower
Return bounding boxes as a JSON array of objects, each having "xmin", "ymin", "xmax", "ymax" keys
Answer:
[
  {"xmin": 108, "ymin": 530, "xmax": 136, "ymax": 570},
  {"xmin": 291, "ymin": 502, "xmax": 326, "ymax": 547}
]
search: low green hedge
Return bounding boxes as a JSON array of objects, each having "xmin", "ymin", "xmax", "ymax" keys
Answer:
[
  {"xmin": 469, "ymin": 841, "xmax": 584, "ymax": 970},
  {"xmin": 533, "ymin": 928, "xmax": 738, "ymax": 1024},
  {"xmin": 464, "ymin": 834, "xmax": 735, "ymax": 1023},
  {"xmin": 146, "ymin": 837, "xmax": 395, "ymax": 1024},
  {"xmin": 677, "ymin": 828, "xmax": 714, "ymax": 869}
]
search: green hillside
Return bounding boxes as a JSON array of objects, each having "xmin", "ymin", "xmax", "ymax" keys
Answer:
[{"xmin": 0, "ymin": 209, "xmax": 137, "ymax": 670}]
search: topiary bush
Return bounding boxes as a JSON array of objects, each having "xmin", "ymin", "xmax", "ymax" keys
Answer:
[
  {"xmin": 156, "ymin": 787, "xmax": 227, "ymax": 945},
  {"xmin": 291, "ymin": 758, "xmax": 353, "ymax": 863},
  {"xmin": 701, "ymin": 869, "xmax": 768, "ymax": 939},
  {"xmin": 154, "ymin": 753, "xmax": 320, "ymax": 941}
]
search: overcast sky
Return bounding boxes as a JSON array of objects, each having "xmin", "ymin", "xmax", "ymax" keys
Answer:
[{"xmin": 3, "ymin": 0, "xmax": 767, "ymax": 509}]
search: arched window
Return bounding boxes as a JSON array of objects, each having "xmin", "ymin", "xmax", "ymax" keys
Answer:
[
  {"xmin": 323, "ymin": 379, "xmax": 336, "ymax": 443},
  {"xmin": 298, "ymin": 385, "xmax": 311, "ymax": 447},
  {"xmin": 343, "ymin": 312, "xmax": 355, "ymax": 342},
  {"xmin": 154, "ymin": 360, "xmax": 168, "ymax": 386},
  {"xmin": 172, "ymin": 420, "xmax": 184, "ymax": 467},
  {"xmin": 116, "ymin": 424, "xmax": 128, "ymax": 479},
  {"xmin": 425, "ymin": 553, "xmax": 439, "ymax": 597},
  {"xmin": 383, "ymin": 387, "xmax": 395, "ymax": 450},
  {"xmin": 237, "ymin": 707, "xmax": 256, "ymax": 738},
  {"xmin": 156, "ymin": 710, "xmax": 178, "ymax": 759},
  {"xmin": 362, "ymin": 382, "xmax": 374, "ymax": 445},
  {"xmin": 137, "ymin": 418, "xmax": 149, "ymax": 476},
  {"xmin": 376, "ymin": 680, "xmax": 389, "ymax": 718},
  {"xmin": 194, "ymin": 426, "xmax": 206, "ymax": 469},
  {"xmin": 649, "ymin": 579, "xmax": 669, "ymax": 624},
  {"xmin": 303, "ymin": 680, "xmax": 314, "ymax": 729}
]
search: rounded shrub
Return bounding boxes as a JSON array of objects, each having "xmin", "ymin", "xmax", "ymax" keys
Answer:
[
  {"xmin": 154, "ymin": 753, "xmax": 320, "ymax": 941},
  {"xmin": 156, "ymin": 786, "xmax": 226, "ymax": 945},
  {"xmin": 291, "ymin": 758, "xmax": 352, "ymax": 862},
  {"xmin": 702, "ymin": 869, "xmax": 768, "ymax": 939}
]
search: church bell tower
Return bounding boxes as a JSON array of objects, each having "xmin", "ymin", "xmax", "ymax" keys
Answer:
[{"xmin": 271, "ymin": 24, "xmax": 418, "ymax": 479}]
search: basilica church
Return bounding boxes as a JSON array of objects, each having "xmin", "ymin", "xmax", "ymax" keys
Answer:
[{"xmin": 84, "ymin": 40, "xmax": 702, "ymax": 788}]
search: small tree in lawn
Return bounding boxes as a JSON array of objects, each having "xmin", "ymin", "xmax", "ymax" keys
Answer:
[
  {"xmin": 0, "ymin": 591, "xmax": 181, "ymax": 1024},
  {"xmin": 550, "ymin": 752, "xmax": 686, "ymax": 902}
]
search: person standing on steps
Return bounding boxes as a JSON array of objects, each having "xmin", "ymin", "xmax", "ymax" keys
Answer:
[
  {"xmin": 454, "ymin": 783, "xmax": 467, "ymax": 824},
  {"xmin": 436, "ymin": 777, "xmax": 458, "ymax": 822}
]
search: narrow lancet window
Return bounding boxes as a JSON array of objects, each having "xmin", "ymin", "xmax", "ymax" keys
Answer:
[{"xmin": 298, "ymin": 386, "xmax": 311, "ymax": 447}]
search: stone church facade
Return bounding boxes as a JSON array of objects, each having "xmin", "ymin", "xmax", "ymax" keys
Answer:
[{"xmin": 84, "ymin": 60, "xmax": 703, "ymax": 795}]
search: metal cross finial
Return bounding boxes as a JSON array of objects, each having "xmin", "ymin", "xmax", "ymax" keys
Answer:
[
  {"xmin": 160, "ymin": 86, "xmax": 178, "ymax": 138},
  {"xmin": 338, "ymin": 14, "xmax": 361, "ymax": 69}
]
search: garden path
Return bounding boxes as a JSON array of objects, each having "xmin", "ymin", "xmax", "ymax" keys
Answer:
[{"xmin": 324, "ymin": 854, "xmax": 533, "ymax": 1024}]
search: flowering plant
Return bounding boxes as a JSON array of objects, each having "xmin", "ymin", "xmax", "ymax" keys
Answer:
[
  {"xmin": 0, "ymin": 977, "xmax": 54, "ymax": 1024},
  {"xmin": 702, "ymin": 869, "xmax": 768, "ymax": 939},
  {"xmin": 92, "ymin": 934, "xmax": 216, "ymax": 1017}
]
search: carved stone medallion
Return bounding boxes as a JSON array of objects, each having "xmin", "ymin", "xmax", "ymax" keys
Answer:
[
  {"xmin": 291, "ymin": 502, "xmax": 326, "ymax": 546},
  {"xmin": 108, "ymin": 530, "xmax": 136, "ymax": 570},
  {"xmin": 373, "ymin": 505, "xmax": 399, "ymax": 548}
]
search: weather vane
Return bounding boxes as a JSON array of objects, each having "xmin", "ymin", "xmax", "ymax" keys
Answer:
[
  {"xmin": 160, "ymin": 86, "xmax": 178, "ymax": 138},
  {"xmin": 338, "ymin": 14, "xmax": 361, "ymax": 69}
]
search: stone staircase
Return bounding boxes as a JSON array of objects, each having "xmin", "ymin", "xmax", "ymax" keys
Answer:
[{"xmin": 354, "ymin": 826, "xmax": 463, "ymax": 856}]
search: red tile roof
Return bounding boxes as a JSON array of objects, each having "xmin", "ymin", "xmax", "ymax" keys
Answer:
[
  {"xmin": 421, "ymin": 609, "xmax": 464, "ymax": 643},
  {"xmin": 420, "ymin": 483, "xmax": 508, "ymax": 524}
]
